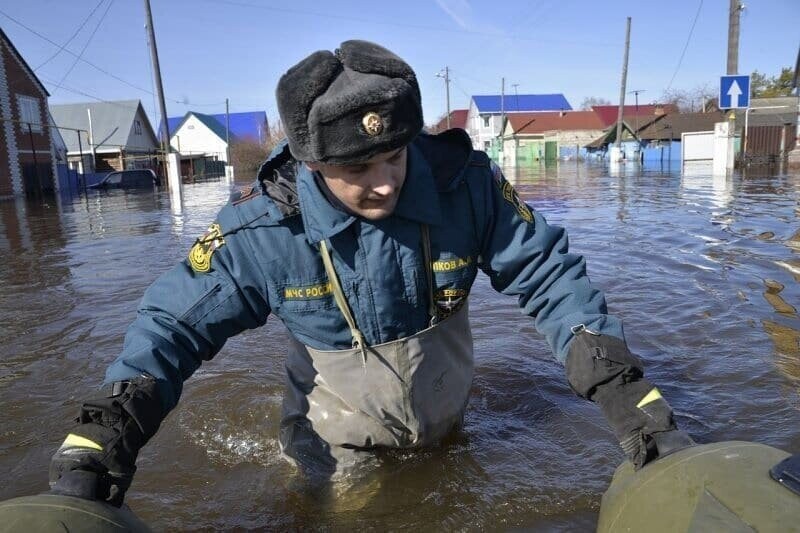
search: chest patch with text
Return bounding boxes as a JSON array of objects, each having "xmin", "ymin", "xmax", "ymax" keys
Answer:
[
  {"xmin": 283, "ymin": 282, "xmax": 333, "ymax": 300},
  {"xmin": 432, "ymin": 256, "xmax": 473, "ymax": 273}
]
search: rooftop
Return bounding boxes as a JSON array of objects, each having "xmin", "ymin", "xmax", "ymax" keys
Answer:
[
  {"xmin": 473, "ymin": 94, "xmax": 572, "ymax": 113},
  {"xmin": 591, "ymin": 104, "xmax": 678, "ymax": 128},
  {"xmin": 505, "ymin": 110, "xmax": 605, "ymax": 135},
  {"xmin": 430, "ymin": 109, "xmax": 468, "ymax": 132},
  {"xmin": 637, "ymin": 112, "xmax": 726, "ymax": 140}
]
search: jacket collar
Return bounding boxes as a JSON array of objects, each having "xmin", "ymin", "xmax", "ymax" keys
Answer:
[{"xmin": 296, "ymin": 139, "xmax": 442, "ymax": 244}]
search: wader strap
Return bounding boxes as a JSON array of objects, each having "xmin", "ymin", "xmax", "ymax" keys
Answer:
[
  {"xmin": 318, "ymin": 224, "xmax": 438, "ymax": 362},
  {"xmin": 420, "ymin": 224, "xmax": 439, "ymax": 326},
  {"xmin": 319, "ymin": 239, "xmax": 369, "ymax": 366}
]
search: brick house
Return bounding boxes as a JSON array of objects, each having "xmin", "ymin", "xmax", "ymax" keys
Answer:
[{"xmin": 0, "ymin": 28, "xmax": 59, "ymax": 198}]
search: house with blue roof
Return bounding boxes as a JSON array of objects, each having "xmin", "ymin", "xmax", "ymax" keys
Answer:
[
  {"xmin": 163, "ymin": 111, "xmax": 269, "ymax": 148},
  {"xmin": 164, "ymin": 110, "xmax": 268, "ymax": 180},
  {"xmin": 466, "ymin": 94, "xmax": 572, "ymax": 153}
]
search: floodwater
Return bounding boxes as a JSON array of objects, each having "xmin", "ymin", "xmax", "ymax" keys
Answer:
[{"xmin": 1, "ymin": 162, "xmax": 799, "ymax": 531}]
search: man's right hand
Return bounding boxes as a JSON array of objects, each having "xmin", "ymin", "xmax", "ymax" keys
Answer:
[{"xmin": 48, "ymin": 375, "xmax": 165, "ymax": 507}]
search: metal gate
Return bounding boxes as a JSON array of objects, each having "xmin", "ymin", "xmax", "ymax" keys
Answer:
[
  {"xmin": 545, "ymin": 141, "xmax": 557, "ymax": 161},
  {"xmin": 742, "ymin": 125, "xmax": 796, "ymax": 164},
  {"xmin": 21, "ymin": 162, "xmax": 55, "ymax": 196}
]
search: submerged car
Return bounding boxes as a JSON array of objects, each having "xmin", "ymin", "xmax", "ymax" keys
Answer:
[{"xmin": 88, "ymin": 169, "xmax": 161, "ymax": 189}]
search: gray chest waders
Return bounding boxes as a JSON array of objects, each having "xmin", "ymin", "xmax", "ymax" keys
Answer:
[{"xmin": 279, "ymin": 225, "xmax": 475, "ymax": 476}]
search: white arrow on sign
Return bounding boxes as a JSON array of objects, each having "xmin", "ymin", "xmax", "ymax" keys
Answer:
[{"xmin": 727, "ymin": 79, "xmax": 742, "ymax": 108}]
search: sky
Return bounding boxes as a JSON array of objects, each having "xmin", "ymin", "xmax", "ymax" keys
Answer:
[{"xmin": 1, "ymin": 0, "xmax": 798, "ymax": 131}]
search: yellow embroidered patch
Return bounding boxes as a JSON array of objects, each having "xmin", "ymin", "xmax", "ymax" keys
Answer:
[
  {"xmin": 284, "ymin": 282, "xmax": 333, "ymax": 300},
  {"xmin": 438, "ymin": 288, "xmax": 467, "ymax": 298},
  {"xmin": 188, "ymin": 222, "xmax": 225, "ymax": 273},
  {"xmin": 501, "ymin": 181, "xmax": 534, "ymax": 223},
  {"xmin": 435, "ymin": 288, "xmax": 468, "ymax": 317},
  {"xmin": 432, "ymin": 256, "xmax": 473, "ymax": 272}
]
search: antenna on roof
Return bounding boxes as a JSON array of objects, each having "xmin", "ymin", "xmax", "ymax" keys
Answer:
[{"xmin": 627, "ymin": 89, "xmax": 647, "ymax": 133}]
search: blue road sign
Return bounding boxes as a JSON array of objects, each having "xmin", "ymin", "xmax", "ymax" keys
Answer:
[{"xmin": 719, "ymin": 75, "xmax": 750, "ymax": 109}]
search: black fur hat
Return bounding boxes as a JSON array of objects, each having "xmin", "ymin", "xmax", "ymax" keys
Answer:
[{"xmin": 276, "ymin": 40, "xmax": 423, "ymax": 164}]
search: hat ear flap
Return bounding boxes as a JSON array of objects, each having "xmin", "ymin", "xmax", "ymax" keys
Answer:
[
  {"xmin": 336, "ymin": 40, "xmax": 420, "ymax": 102},
  {"xmin": 276, "ymin": 50, "xmax": 342, "ymax": 158}
]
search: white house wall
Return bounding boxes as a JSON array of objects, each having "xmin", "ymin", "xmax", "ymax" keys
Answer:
[
  {"xmin": 466, "ymin": 100, "xmax": 505, "ymax": 151},
  {"xmin": 170, "ymin": 115, "xmax": 227, "ymax": 161}
]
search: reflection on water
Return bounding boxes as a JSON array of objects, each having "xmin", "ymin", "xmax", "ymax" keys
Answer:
[{"xmin": 1, "ymin": 165, "xmax": 800, "ymax": 531}]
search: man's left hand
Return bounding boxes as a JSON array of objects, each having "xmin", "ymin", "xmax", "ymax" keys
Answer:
[{"xmin": 565, "ymin": 329, "xmax": 693, "ymax": 469}]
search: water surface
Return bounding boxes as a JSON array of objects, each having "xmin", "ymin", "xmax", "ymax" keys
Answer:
[{"xmin": 1, "ymin": 162, "xmax": 799, "ymax": 530}]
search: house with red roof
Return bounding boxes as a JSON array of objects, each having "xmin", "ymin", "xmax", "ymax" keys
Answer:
[
  {"xmin": 500, "ymin": 110, "xmax": 606, "ymax": 164},
  {"xmin": 590, "ymin": 104, "xmax": 677, "ymax": 130},
  {"xmin": 466, "ymin": 93, "xmax": 572, "ymax": 152},
  {"xmin": 428, "ymin": 109, "xmax": 468, "ymax": 133}
]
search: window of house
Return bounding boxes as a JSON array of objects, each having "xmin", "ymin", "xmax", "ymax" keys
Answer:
[
  {"xmin": 483, "ymin": 116, "xmax": 490, "ymax": 128},
  {"xmin": 17, "ymin": 95, "xmax": 41, "ymax": 133},
  {"xmin": 134, "ymin": 120, "xmax": 142, "ymax": 135},
  {"xmin": 484, "ymin": 141, "xmax": 491, "ymax": 150}
]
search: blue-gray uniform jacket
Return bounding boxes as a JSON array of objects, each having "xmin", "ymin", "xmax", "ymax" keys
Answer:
[{"xmin": 106, "ymin": 130, "xmax": 625, "ymax": 412}]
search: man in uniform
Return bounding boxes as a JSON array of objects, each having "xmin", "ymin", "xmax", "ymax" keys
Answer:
[{"xmin": 49, "ymin": 40, "xmax": 691, "ymax": 506}]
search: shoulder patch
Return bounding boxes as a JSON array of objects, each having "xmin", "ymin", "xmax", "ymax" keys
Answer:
[
  {"xmin": 491, "ymin": 162, "xmax": 534, "ymax": 223},
  {"xmin": 188, "ymin": 222, "xmax": 225, "ymax": 273}
]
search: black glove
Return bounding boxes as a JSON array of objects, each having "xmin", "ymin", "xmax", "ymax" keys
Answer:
[
  {"xmin": 565, "ymin": 326, "xmax": 693, "ymax": 469},
  {"xmin": 49, "ymin": 374, "xmax": 165, "ymax": 506}
]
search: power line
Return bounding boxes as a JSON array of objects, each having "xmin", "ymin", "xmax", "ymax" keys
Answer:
[
  {"xmin": 449, "ymin": 77, "xmax": 473, "ymax": 101},
  {"xmin": 197, "ymin": 0, "xmax": 618, "ymax": 47},
  {"xmin": 664, "ymin": 0, "xmax": 704, "ymax": 93},
  {"xmin": 0, "ymin": 8, "xmax": 194, "ymax": 107},
  {"xmin": 38, "ymin": 74, "xmax": 138, "ymax": 109},
  {"xmin": 0, "ymin": 8, "xmax": 157, "ymax": 96},
  {"xmin": 52, "ymin": 0, "xmax": 115, "ymax": 96},
  {"xmin": 449, "ymin": 69, "xmax": 497, "ymax": 90},
  {"xmin": 33, "ymin": 0, "xmax": 106, "ymax": 71}
]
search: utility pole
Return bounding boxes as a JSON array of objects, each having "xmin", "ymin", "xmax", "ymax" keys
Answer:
[
  {"xmin": 87, "ymin": 108, "xmax": 96, "ymax": 172},
  {"xmin": 144, "ymin": 2, "xmax": 171, "ymax": 165},
  {"xmin": 512, "ymin": 83, "xmax": 520, "ymax": 111},
  {"xmin": 436, "ymin": 67, "xmax": 451, "ymax": 129},
  {"xmin": 613, "ymin": 16, "xmax": 632, "ymax": 158},
  {"xmin": 500, "ymin": 77, "xmax": 505, "ymax": 162},
  {"xmin": 225, "ymin": 98, "xmax": 231, "ymax": 164},
  {"xmin": 727, "ymin": 0, "xmax": 743, "ymax": 75}
]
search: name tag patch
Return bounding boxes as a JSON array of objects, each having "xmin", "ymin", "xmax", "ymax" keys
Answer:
[
  {"xmin": 284, "ymin": 282, "xmax": 333, "ymax": 300},
  {"xmin": 433, "ymin": 256, "xmax": 472, "ymax": 273}
]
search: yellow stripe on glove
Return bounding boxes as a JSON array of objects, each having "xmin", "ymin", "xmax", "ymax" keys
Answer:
[
  {"xmin": 62, "ymin": 433, "xmax": 103, "ymax": 451},
  {"xmin": 636, "ymin": 388, "xmax": 663, "ymax": 409}
]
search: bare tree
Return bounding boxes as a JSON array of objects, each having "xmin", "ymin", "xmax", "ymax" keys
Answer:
[
  {"xmin": 264, "ymin": 119, "xmax": 286, "ymax": 153},
  {"xmin": 231, "ymin": 140, "xmax": 269, "ymax": 181},
  {"xmin": 660, "ymin": 88, "xmax": 693, "ymax": 112},
  {"xmin": 229, "ymin": 120, "xmax": 288, "ymax": 183},
  {"xmin": 426, "ymin": 112, "xmax": 450, "ymax": 134},
  {"xmin": 689, "ymin": 83, "xmax": 718, "ymax": 112},
  {"xmin": 580, "ymin": 96, "xmax": 612, "ymax": 110}
]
